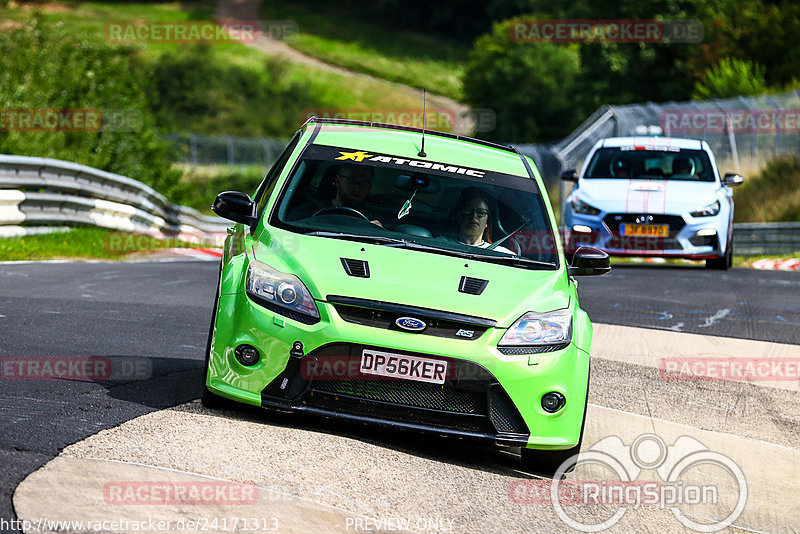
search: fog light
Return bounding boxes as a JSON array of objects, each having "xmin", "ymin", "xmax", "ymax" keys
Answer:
[
  {"xmin": 541, "ymin": 392, "xmax": 566, "ymax": 413},
  {"xmin": 234, "ymin": 344, "xmax": 260, "ymax": 366},
  {"xmin": 572, "ymin": 225, "xmax": 592, "ymax": 233}
]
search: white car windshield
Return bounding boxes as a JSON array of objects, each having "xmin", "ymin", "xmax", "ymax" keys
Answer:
[{"xmin": 585, "ymin": 147, "xmax": 715, "ymax": 182}]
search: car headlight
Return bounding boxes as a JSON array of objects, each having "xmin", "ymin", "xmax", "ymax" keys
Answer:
[
  {"xmin": 499, "ymin": 309, "xmax": 572, "ymax": 347},
  {"xmin": 690, "ymin": 200, "xmax": 720, "ymax": 217},
  {"xmin": 571, "ymin": 197, "xmax": 601, "ymax": 216},
  {"xmin": 246, "ymin": 261, "xmax": 320, "ymax": 321}
]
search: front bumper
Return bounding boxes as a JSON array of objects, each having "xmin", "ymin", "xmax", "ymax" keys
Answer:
[
  {"xmin": 564, "ymin": 211, "xmax": 725, "ymax": 259},
  {"xmin": 206, "ymin": 292, "xmax": 590, "ymax": 450}
]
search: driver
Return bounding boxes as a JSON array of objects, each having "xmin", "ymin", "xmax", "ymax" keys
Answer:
[
  {"xmin": 291, "ymin": 164, "xmax": 382, "ymax": 226},
  {"xmin": 611, "ymin": 156, "xmax": 631, "ymax": 178}
]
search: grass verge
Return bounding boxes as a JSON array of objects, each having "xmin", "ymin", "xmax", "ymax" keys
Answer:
[{"xmin": 0, "ymin": 228, "xmax": 216, "ymax": 261}]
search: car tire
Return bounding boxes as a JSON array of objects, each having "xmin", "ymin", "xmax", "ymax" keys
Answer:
[
  {"xmin": 520, "ymin": 373, "xmax": 589, "ymax": 478},
  {"xmin": 706, "ymin": 236, "xmax": 732, "ymax": 271},
  {"xmin": 201, "ymin": 260, "xmax": 232, "ymax": 410}
]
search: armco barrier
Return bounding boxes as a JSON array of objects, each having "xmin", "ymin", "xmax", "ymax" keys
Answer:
[
  {"xmin": 0, "ymin": 155, "xmax": 229, "ymax": 236},
  {"xmin": 732, "ymin": 222, "xmax": 800, "ymax": 255}
]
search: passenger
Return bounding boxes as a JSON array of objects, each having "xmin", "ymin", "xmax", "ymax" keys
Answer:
[
  {"xmin": 672, "ymin": 156, "xmax": 698, "ymax": 179},
  {"xmin": 450, "ymin": 188, "xmax": 515, "ymax": 254}
]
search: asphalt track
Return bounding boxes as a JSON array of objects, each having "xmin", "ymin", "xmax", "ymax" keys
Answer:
[
  {"xmin": 1, "ymin": 261, "xmax": 798, "ymax": 532},
  {"xmin": 577, "ymin": 264, "xmax": 800, "ymax": 345}
]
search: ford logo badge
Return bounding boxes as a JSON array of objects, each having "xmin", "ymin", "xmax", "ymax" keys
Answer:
[{"xmin": 395, "ymin": 317, "xmax": 426, "ymax": 332}]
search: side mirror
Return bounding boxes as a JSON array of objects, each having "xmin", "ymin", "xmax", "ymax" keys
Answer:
[
  {"xmin": 722, "ymin": 173, "xmax": 744, "ymax": 186},
  {"xmin": 568, "ymin": 246, "xmax": 611, "ymax": 276},
  {"xmin": 212, "ymin": 191, "xmax": 257, "ymax": 227},
  {"xmin": 561, "ymin": 169, "xmax": 578, "ymax": 182}
]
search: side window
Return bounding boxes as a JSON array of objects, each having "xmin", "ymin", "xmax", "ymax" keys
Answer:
[{"xmin": 255, "ymin": 132, "xmax": 302, "ymax": 216}]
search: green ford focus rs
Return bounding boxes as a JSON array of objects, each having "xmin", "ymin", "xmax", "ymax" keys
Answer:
[{"xmin": 204, "ymin": 117, "xmax": 610, "ymax": 474}]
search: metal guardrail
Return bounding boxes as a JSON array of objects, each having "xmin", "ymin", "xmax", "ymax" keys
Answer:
[
  {"xmin": 0, "ymin": 155, "xmax": 229, "ymax": 237},
  {"xmin": 732, "ymin": 222, "xmax": 800, "ymax": 255}
]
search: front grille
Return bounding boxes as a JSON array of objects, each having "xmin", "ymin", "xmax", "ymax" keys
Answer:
[
  {"xmin": 328, "ymin": 296, "xmax": 495, "ymax": 341},
  {"xmin": 283, "ymin": 343, "xmax": 529, "ymax": 437},
  {"xmin": 312, "ymin": 379, "xmax": 484, "ymax": 413},
  {"xmin": 488, "ymin": 386, "xmax": 528, "ymax": 433},
  {"xmin": 304, "ymin": 392, "xmax": 491, "ymax": 433}
]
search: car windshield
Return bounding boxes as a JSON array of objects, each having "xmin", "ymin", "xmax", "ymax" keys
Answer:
[
  {"xmin": 584, "ymin": 147, "xmax": 715, "ymax": 182},
  {"xmin": 269, "ymin": 143, "xmax": 559, "ymax": 268}
]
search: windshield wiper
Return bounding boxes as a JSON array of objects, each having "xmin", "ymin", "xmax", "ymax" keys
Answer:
[
  {"xmin": 461, "ymin": 252, "xmax": 556, "ymax": 269},
  {"xmin": 383, "ymin": 241, "xmax": 556, "ymax": 269},
  {"xmin": 303, "ymin": 231, "xmax": 407, "ymax": 245}
]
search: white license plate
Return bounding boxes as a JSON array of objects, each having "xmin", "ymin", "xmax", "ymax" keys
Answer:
[{"xmin": 360, "ymin": 349, "xmax": 447, "ymax": 384}]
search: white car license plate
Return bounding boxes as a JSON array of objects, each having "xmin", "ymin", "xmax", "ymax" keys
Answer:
[{"xmin": 360, "ymin": 349, "xmax": 447, "ymax": 384}]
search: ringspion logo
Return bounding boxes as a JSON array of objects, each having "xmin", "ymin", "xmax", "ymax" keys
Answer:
[{"xmin": 510, "ymin": 433, "xmax": 747, "ymax": 532}]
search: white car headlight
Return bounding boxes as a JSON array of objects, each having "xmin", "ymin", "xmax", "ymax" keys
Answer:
[
  {"xmin": 690, "ymin": 200, "xmax": 720, "ymax": 217},
  {"xmin": 571, "ymin": 197, "xmax": 602, "ymax": 216},
  {"xmin": 246, "ymin": 261, "xmax": 320, "ymax": 320},
  {"xmin": 499, "ymin": 309, "xmax": 572, "ymax": 347}
]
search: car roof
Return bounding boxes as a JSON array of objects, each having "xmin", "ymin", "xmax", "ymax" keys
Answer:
[
  {"xmin": 302, "ymin": 118, "xmax": 535, "ymax": 179},
  {"xmin": 597, "ymin": 136, "xmax": 705, "ymax": 150}
]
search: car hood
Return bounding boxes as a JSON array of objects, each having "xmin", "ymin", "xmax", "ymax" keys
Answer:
[
  {"xmin": 576, "ymin": 179, "xmax": 720, "ymax": 214},
  {"xmin": 254, "ymin": 231, "xmax": 569, "ymax": 328}
]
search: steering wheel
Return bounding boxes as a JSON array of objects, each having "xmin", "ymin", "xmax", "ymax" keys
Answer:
[{"xmin": 312, "ymin": 206, "xmax": 370, "ymax": 222}]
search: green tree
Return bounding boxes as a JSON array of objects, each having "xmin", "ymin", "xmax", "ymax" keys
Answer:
[
  {"xmin": 692, "ymin": 58, "xmax": 767, "ymax": 100},
  {"xmin": 463, "ymin": 18, "xmax": 581, "ymax": 142},
  {"xmin": 0, "ymin": 16, "xmax": 181, "ymax": 196},
  {"xmin": 690, "ymin": 0, "xmax": 800, "ymax": 90}
]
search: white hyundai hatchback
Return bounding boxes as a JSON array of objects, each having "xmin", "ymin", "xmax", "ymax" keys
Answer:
[{"xmin": 562, "ymin": 137, "xmax": 744, "ymax": 270}]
